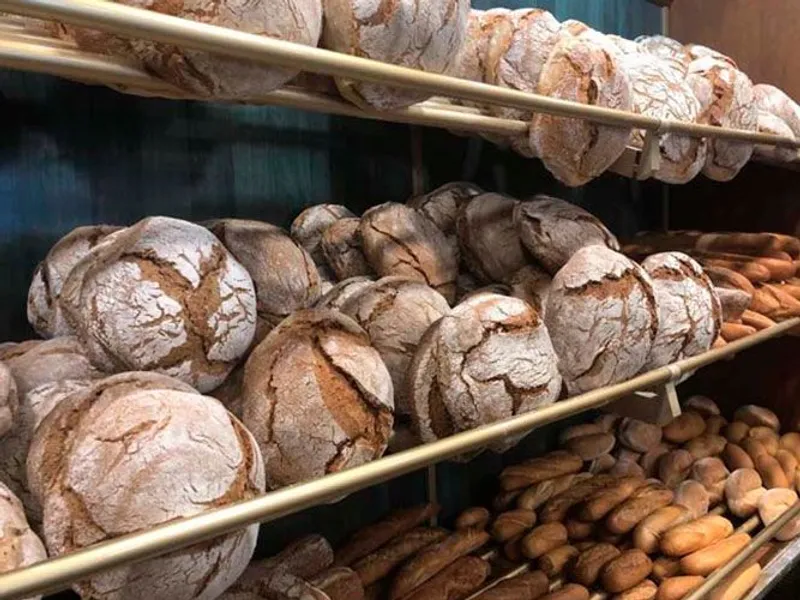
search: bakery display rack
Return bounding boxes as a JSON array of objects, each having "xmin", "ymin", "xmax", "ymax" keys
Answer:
[{"xmin": 0, "ymin": 0, "xmax": 799, "ymax": 183}]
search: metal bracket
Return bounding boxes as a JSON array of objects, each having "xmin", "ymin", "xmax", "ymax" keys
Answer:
[
  {"xmin": 602, "ymin": 380, "xmax": 681, "ymax": 425},
  {"xmin": 636, "ymin": 130, "xmax": 662, "ymax": 181}
]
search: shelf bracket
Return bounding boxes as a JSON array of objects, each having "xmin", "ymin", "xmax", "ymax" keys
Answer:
[
  {"xmin": 636, "ymin": 130, "xmax": 662, "ymax": 180},
  {"xmin": 602, "ymin": 380, "xmax": 681, "ymax": 425}
]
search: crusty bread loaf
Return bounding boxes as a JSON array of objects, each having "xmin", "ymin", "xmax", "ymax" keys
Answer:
[
  {"xmin": 501, "ymin": 451, "xmax": 584, "ymax": 493},
  {"xmin": 663, "ymin": 412, "xmax": 707, "ymax": 444},
  {"xmin": 457, "ymin": 193, "xmax": 529, "ymax": 284},
  {"xmin": 716, "ymin": 288, "xmax": 752, "ymax": 322},
  {"xmin": 408, "ymin": 181, "xmax": 482, "ymax": 254},
  {"xmin": 545, "ymin": 245, "xmax": 658, "ymax": 394},
  {"xmin": 322, "ymin": 218, "xmax": 375, "ymax": 281},
  {"xmin": 455, "ymin": 507, "xmax": 491, "ymax": 531},
  {"xmin": 754, "ymin": 109, "xmax": 798, "ymax": 162},
  {"xmin": 514, "ymin": 196, "xmax": 620, "ymax": 275},
  {"xmin": 674, "ymin": 481, "xmax": 710, "ymax": 519},
  {"xmin": 0, "ymin": 481, "xmax": 47, "ymax": 598},
  {"xmin": 242, "ymin": 309, "xmax": 393, "ymax": 488},
  {"xmin": 360, "ymin": 203, "xmax": 459, "ymax": 302},
  {"xmin": 450, "ymin": 9, "xmax": 510, "ymax": 86},
  {"xmin": 635, "ymin": 35, "xmax": 692, "ymax": 72},
  {"xmin": 322, "ymin": 0, "xmax": 469, "ymax": 109},
  {"xmin": 753, "ymin": 84, "xmax": 800, "ymax": 138},
  {"xmin": 540, "ymin": 583, "xmax": 590, "ymax": 600},
  {"xmin": 579, "ymin": 477, "xmax": 644, "ymax": 522},
  {"xmin": 409, "ymin": 293, "xmax": 561, "ymax": 450},
  {"xmin": 606, "ymin": 482, "xmax": 674, "ymax": 535},
  {"xmin": 619, "ymin": 419, "xmax": 663, "ymax": 453},
  {"xmin": 240, "ymin": 534, "xmax": 334, "ymax": 583},
  {"xmin": 680, "ymin": 533, "xmax": 751, "ymax": 576},
  {"xmin": 758, "ymin": 488, "xmax": 800, "ymax": 541},
  {"xmin": 60, "ymin": 216, "xmax": 257, "ymax": 392},
  {"xmin": 686, "ymin": 434, "xmax": 726, "ymax": 461},
  {"xmin": 316, "ymin": 276, "xmax": 375, "ymax": 310},
  {"xmin": 34, "ymin": 383, "xmax": 264, "ymax": 600},
  {"xmin": 633, "ymin": 505, "xmax": 693, "ymax": 555},
  {"xmin": 27, "ymin": 224, "xmax": 121, "ymax": 338},
  {"xmin": 601, "ymin": 549, "xmax": 653, "ymax": 594},
  {"xmin": 509, "ymin": 265, "xmax": 552, "ymax": 316},
  {"xmin": 659, "ymin": 515, "xmax": 734, "ymax": 557},
  {"xmin": 706, "ymin": 415, "xmax": 728, "ymax": 436},
  {"xmin": 517, "ymin": 473, "xmax": 583, "ymax": 510},
  {"xmin": 539, "ymin": 545, "xmax": 580, "ymax": 578},
  {"xmin": 309, "ymin": 567, "xmax": 364, "ymax": 600},
  {"xmin": 530, "ymin": 34, "xmax": 633, "ymax": 186},
  {"xmin": 208, "ymin": 219, "xmax": 322, "ymax": 339},
  {"xmin": 642, "ymin": 252, "xmax": 721, "ymax": 369},
  {"xmin": 491, "ymin": 509, "xmax": 537, "ymax": 542},
  {"xmin": 291, "ymin": 204, "xmax": 356, "ymax": 265},
  {"xmin": 572, "ymin": 543, "xmax": 622, "ymax": 587},
  {"xmin": 341, "ymin": 277, "xmax": 448, "ymax": 416},
  {"xmin": 658, "ymin": 450, "xmax": 695, "ymax": 488},
  {"xmin": 0, "ymin": 362, "xmax": 17, "ymax": 438},
  {"xmin": 521, "ymin": 523, "xmax": 569, "ymax": 559},
  {"xmin": 225, "ymin": 569, "xmax": 330, "ymax": 600}
]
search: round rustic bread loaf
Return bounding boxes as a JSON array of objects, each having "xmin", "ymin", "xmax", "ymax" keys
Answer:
[
  {"xmin": 290, "ymin": 204, "xmax": 356, "ymax": 264},
  {"xmin": 509, "ymin": 265, "xmax": 552, "ymax": 316},
  {"xmin": 315, "ymin": 276, "xmax": 374, "ymax": 310},
  {"xmin": 322, "ymin": 0, "xmax": 469, "ymax": 109},
  {"xmin": 641, "ymin": 252, "xmax": 722, "ymax": 370},
  {"xmin": 545, "ymin": 245, "xmax": 658, "ymax": 394},
  {"xmin": 321, "ymin": 217, "xmax": 374, "ymax": 280},
  {"xmin": 754, "ymin": 110, "xmax": 797, "ymax": 162},
  {"xmin": 407, "ymin": 181, "xmax": 482, "ymax": 255},
  {"xmin": 635, "ymin": 35, "xmax": 692, "ymax": 72},
  {"xmin": 0, "ymin": 362, "xmax": 17, "ymax": 438},
  {"xmin": 457, "ymin": 193, "xmax": 529, "ymax": 284},
  {"xmin": 32, "ymin": 378, "xmax": 261, "ymax": 600},
  {"xmin": 513, "ymin": 195, "xmax": 620, "ymax": 275},
  {"xmin": 341, "ymin": 277, "xmax": 449, "ymax": 417},
  {"xmin": 242, "ymin": 309, "xmax": 394, "ymax": 489},
  {"xmin": 360, "ymin": 203, "xmax": 458, "ymax": 302},
  {"xmin": 59, "ymin": 216, "xmax": 257, "ymax": 393},
  {"xmin": 0, "ymin": 481, "xmax": 46, "ymax": 598},
  {"xmin": 530, "ymin": 34, "xmax": 633, "ymax": 187},
  {"xmin": 27, "ymin": 224, "xmax": 121, "ymax": 338},
  {"xmin": 408, "ymin": 293, "xmax": 562, "ymax": 451},
  {"xmin": 68, "ymin": 0, "xmax": 323, "ymax": 98},
  {"xmin": 753, "ymin": 84, "xmax": 800, "ymax": 138},
  {"xmin": 207, "ymin": 219, "xmax": 322, "ymax": 339},
  {"xmin": 687, "ymin": 57, "xmax": 757, "ymax": 181}
]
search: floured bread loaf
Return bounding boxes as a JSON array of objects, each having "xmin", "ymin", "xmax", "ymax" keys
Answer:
[
  {"xmin": 0, "ymin": 481, "xmax": 46, "ymax": 599},
  {"xmin": 407, "ymin": 181, "xmax": 483, "ymax": 250},
  {"xmin": 754, "ymin": 84, "xmax": 800, "ymax": 137},
  {"xmin": 0, "ymin": 363, "xmax": 17, "ymax": 438},
  {"xmin": 457, "ymin": 193, "xmax": 528, "ymax": 284},
  {"xmin": 685, "ymin": 44, "xmax": 738, "ymax": 68},
  {"xmin": 530, "ymin": 34, "xmax": 633, "ymax": 186},
  {"xmin": 242, "ymin": 309, "xmax": 394, "ymax": 489},
  {"xmin": 31, "ymin": 376, "xmax": 261, "ymax": 600},
  {"xmin": 360, "ymin": 203, "xmax": 458, "ymax": 302},
  {"xmin": 408, "ymin": 293, "xmax": 562, "ymax": 450},
  {"xmin": 207, "ymin": 219, "xmax": 321, "ymax": 339},
  {"xmin": 27, "ymin": 224, "xmax": 121, "ymax": 338},
  {"xmin": 754, "ymin": 111, "xmax": 797, "ymax": 162},
  {"xmin": 291, "ymin": 204, "xmax": 356, "ymax": 265},
  {"xmin": 315, "ymin": 276, "xmax": 374, "ymax": 310},
  {"xmin": 60, "ymin": 216, "xmax": 257, "ymax": 392},
  {"xmin": 321, "ymin": 218, "xmax": 374, "ymax": 280},
  {"xmin": 641, "ymin": 252, "xmax": 722, "ymax": 370},
  {"xmin": 68, "ymin": 0, "xmax": 323, "ymax": 98},
  {"xmin": 545, "ymin": 246, "xmax": 658, "ymax": 394},
  {"xmin": 322, "ymin": 0, "xmax": 469, "ymax": 109},
  {"xmin": 635, "ymin": 35, "xmax": 692, "ymax": 72},
  {"xmin": 687, "ymin": 57, "xmax": 757, "ymax": 181},
  {"xmin": 341, "ymin": 277, "xmax": 449, "ymax": 416},
  {"xmin": 620, "ymin": 54, "xmax": 708, "ymax": 184},
  {"xmin": 509, "ymin": 265, "xmax": 552, "ymax": 316},
  {"xmin": 514, "ymin": 196, "xmax": 620, "ymax": 274}
]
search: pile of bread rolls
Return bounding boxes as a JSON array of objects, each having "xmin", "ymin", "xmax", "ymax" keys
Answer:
[{"xmin": 625, "ymin": 231, "xmax": 800, "ymax": 343}]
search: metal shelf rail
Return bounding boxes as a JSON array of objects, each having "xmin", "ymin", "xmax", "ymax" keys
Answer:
[{"xmin": 0, "ymin": 318, "xmax": 797, "ymax": 600}]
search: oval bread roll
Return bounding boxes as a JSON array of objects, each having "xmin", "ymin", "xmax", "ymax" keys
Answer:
[
  {"xmin": 758, "ymin": 488, "xmax": 800, "ymax": 541},
  {"xmin": 780, "ymin": 432, "xmax": 800, "ymax": 460},
  {"xmin": 755, "ymin": 454, "xmax": 789, "ymax": 489},
  {"xmin": 591, "ymin": 454, "xmax": 618, "ymax": 474},
  {"xmin": 734, "ymin": 405, "xmax": 780, "ymax": 431},
  {"xmin": 566, "ymin": 432, "xmax": 617, "ymax": 460},
  {"xmin": 540, "ymin": 583, "xmax": 590, "ymax": 600},
  {"xmin": 724, "ymin": 421, "xmax": 750, "ymax": 444},
  {"xmin": 658, "ymin": 450, "xmax": 695, "ymax": 488},
  {"xmin": 679, "ymin": 533, "xmax": 751, "ymax": 576},
  {"xmin": 723, "ymin": 443, "xmax": 755, "ymax": 471},
  {"xmin": 709, "ymin": 562, "xmax": 761, "ymax": 600},
  {"xmin": 517, "ymin": 474, "xmax": 578, "ymax": 511},
  {"xmin": 620, "ymin": 419, "xmax": 663, "ymax": 453},
  {"xmin": 725, "ymin": 468, "xmax": 766, "ymax": 518},
  {"xmin": 601, "ymin": 549, "xmax": 653, "ymax": 594},
  {"xmin": 606, "ymin": 482, "xmax": 674, "ymax": 535},
  {"xmin": 540, "ymin": 475, "xmax": 617, "ymax": 523},
  {"xmin": 691, "ymin": 457, "xmax": 729, "ymax": 504},
  {"xmin": 641, "ymin": 444, "xmax": 672, "ymax": 479},
  {"xmin": 705, "ymin": 415, "xmax": 728, "ymax": 436},
  {"xmin": 455, "ymin": 507, "xmax": 491, "ymax": 531},
  {"xmin": 633, "ymin": 505, "xmax": 693, "ymax": 555},
  {"xmin": 579, "ymin": 477, "xmax": 645, "ymax": 522},
  {"xmin": 565, "ymin": 519, "xmax": 596, "ymax": 541},
  {"xmin": 674, "ymin": 481, "xmax": 710, "ymax": 519},
  {"xmin": 611, "ymin": 459, "xmax": 647, "ymax": 479},
  {"xmin": 500, "ymin": 451, "xmax": 584, "ymax": 492},
  {"xmin": 561, "ymin": 423, "xmax": 608, "ymax": 445},
  {"xmin": 491, "ymin": 509, "xmax": 537, "ymax": 542},
  {"xmin": 775, "ymin": 450, "xmax": 798, "ymax": 488},
  {"xmin": 651, "ymin": 557, "xmax": 682, "ymax": 583},
  {"xmin": 663, "ymin": 412, "xmax": 707, "ymax": 444},
  {"xmin": 656, "ymin": 576, "xmax": 704, "ymax": 600},
  {"xmin": 659, "ymin": 515, "xmax": 734, "ymax": 557},
  {"xmin": 571, "ymin": 543, "xmax": 622, "ymax": 587},
  {"xmin": 741, "ymin": 438, "xmax": 769, "ymax": 463},
  {"xmin": 686, "ymin": 435, "xmax": 727, "ymax": 461},
  {"xmin": 615, "ymin": 579, "xmax": 658, "ymax": 600},
  {"xmin": 748, "ymin": 427, "xmax": 779, "ymax": 456},
  {"xmin": 684, "ymin": 396, "xmax": 721, "ymax": 417},
  {"xmin": 539, "ymin": 545, "xmax": 580, "ymax": 577},
  {"xmin": 521, "ymin": 523, "xmax": 569, "ymax": 559}
]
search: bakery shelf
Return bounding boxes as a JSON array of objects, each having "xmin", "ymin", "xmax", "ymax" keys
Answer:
[
  {"xmin": 0, "ymin": 0, "xmax": 799, "ymax": 157},
  {"xmin": 0, "ymin": 318, "xmax": 797, "ymax": 600}
]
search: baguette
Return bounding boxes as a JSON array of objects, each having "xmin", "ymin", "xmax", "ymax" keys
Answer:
[
  {"xmin": 579, "ymin": 477, "xmax": 645, "ymax": 521},
  {"xmin": 455, "ymin": 507, "xmax": 491, "ymax": 531},
  {"xmin": 656, "ymin": 576, "xmax": 704, "ymax": 600},
  {"xmin": 571, "ymin": 543, "xmax": 622, "ymax": 587},
  {"xmin": 491, "ymin": 509, "xmax": 537, "ymax": 542},
  {"xmin": 679, "ymin": 533, "xmax": 751, "ymax": 576},
  {"xmin": 690, "ymin": 250, "xmax": 795, "ymax": 281},
  {"xmin": 606, "ymin": 482, "xmax": 674, "ymax": 534},
  {"xmin": 388, "ymin": 529, "xmax": 490, "ymax": 599},
  {"xmin": 694, "ymin": 232, "xmax": 800, "ymax": 259},
  {"xmin": 336, "ymin": 504, "xmax": 439, "ymax": 566},
  {"xmin": 696, "ymin": 258, "xmax": 770, "ymax": 283},
  {"xmin": 633, "ymin": 505, "xmax": 693, "ymax": 554},
  {"xmin": 709, "ymin": 562, "xmax": 761, "ymax": 600},
  {"xmin": 402, "ymin": 556, "xmax": 490, "ymax": 600},
  {"xmin": 539, "ymin": 545, "xmax": 580, "ymax": 577},
  {"xmin": 352, "ymin": 527, "xmax": 448, "ymax": 586},
  {"xmin": 721, "ymin": 322, "xmax": 757, "ymax": 342},
  {"xmin": 741, "ymin": 310, "xmax": 777, "ymax": 330},
  {"xmin": 471, "ymin": 570, "xmax": 549, "ymax": 600},
  {"xmin": 522, "ymin": 523, "xmax": 569, "ymax": 559},
  {"xmin": 600, "ymin": 549, "xmax": 653, "ymax": 594},
  {"xmin": 499, "ymin": 451, "xmax": 584, "ymax": 491},
  {"xmin": 704, "ymin": 266, "xmax": 756, "ymax": 295},
  {"xmin": 750, "ymin": 284, "xmax": 800, "ymax": 319},
  {"xmin": 309, "ymin": 567, "xmax": 365, "ymax": 600},
  {"xmin": 659, "ymin": 515, "xmax": 734, "ymax": 557}
]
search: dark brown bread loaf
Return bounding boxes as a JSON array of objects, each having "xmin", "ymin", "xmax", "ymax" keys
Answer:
[
  {"xmin": 309, "ymin": 567, "xmax": 365, "ymax": 600},
  {"xmin": 402, "ymin": 556, "xmax": 490, "ymax": 600},
  {"xmin": 472, "ymin": 570, "xmax": 549, "ymax": 600},
  {"xmin": 572, "ymin": 543, "xmax": 622, "ymax": 587},
  {"xmin": 322, "ymin": 218, "xmax": 374, "ymax": 280},
  {"xmin": 601, "ymin": 550, "xmax": 653, "ymax": 593},
  {"xmin": 352, "ymin": 527, "xmax": 448, "ymax": 586},
  {"xmin": 291, "ymin": 204, "xmax": 356, "ymax": 264}
]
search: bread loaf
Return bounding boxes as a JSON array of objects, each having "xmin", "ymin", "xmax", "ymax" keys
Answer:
[
  {"xmin": 360, "ymin": 203, "xmax": 459, "ymax": 302},
  {"xmin": 656, "ymin": 576, "xmax": 704, "ymax": 600},
  {"xmin": 242, "ymin": 309, "xmax": 394, "ymax": 489},
  {"xmin": 566, "ymin": 432, "xmax": 616, "ymax": 460},
  {"xmin": 0, "ymin": 363, "xmax": 16, "ymax": 438},
  {"xmin": 509, "ymin": 265, "xmax": 552, "ymax": 316},
  {"xmin": 208, "ymin": 219, "xmax": 322, "ymax": 339},
  {"xmin": 322, "ymin": 0, "xmax": 469, "ymax": 109},
  {"xmin": 539, "ymin": 474, "xmax": 616, "ymax": 523},
  {"xmin": 749, "ymin": 427, "xmax": 779, "ymax": 455},
  {"xmin": 530, "ymin": 34, "xmax": 633, "ymax": 186},
  {"xmin": 316, "ymin": 277, "xmax": 374, "ymax": 310},
  {"xmin": 540, "ymin": 584, "xmax": 590, "ymax": 600},
  {"xmin": 758, "ymin": 488, "xmax": 800, "ymax": 541},
  {"xmin": 455, "ymin": 507, "xmax": 490, "ymax": 531},
  {"xmin": 0, "ymin": 481, "xmax": 47, "ymax": 598},
  {"xmin": 724, "ymin": 422, "xmax": 750, "ymax": 445},
  {"xmin": 540, "ymin": 545, "xmax": 580, "ymax": 577},
  {"xmin": 633, "ymin": 505, "xmax": 693, "ymax": 555},
  {"xmin": 776, "ymin": 450, "xmax": 799, "ymax": 487},
  {"xmin": 341, "ymin": 277, "xmax": 449, "ymax": 416},
  {"xmin": 408, "ymin": 182, "xmax": 482, "ymax": 249},
  {"xmin": 658, "ymin": 450, "xmax": 695, "ymax": 488},
  {"xmin": 615, "ymin": 580, "xmax": 658, "ymax": 600},
  {"xmin": 321, "ymin": 218, "xmax": 374, "ymax": 280},
  {"xmin": 514, "ymin": 196, "xmax": 620, "ymax": 275},
  {"xmin": 753, "ymin": 84, "xmax": 800, "ymax": 138},
  {"xmin": 709, "ymin": 562, "xmax": 761, "ymax": 600},
  {"xmin": 606, "ymin": 482, "xmax": 674, "ymax": 535},
  {"xmin": 679, "ymin": 533, "xmax": 751, "ymax": 576},
  {"xmin": 663, "ymin": 412, "xmax": 707, "ymax": 444},
  {"xmin": 674, "ymin": 481, "xmax": 710, "ymax": 519},
  {"xmin": 545, "ymin": 246, "xmax": 658, "ymax": 394},
  {"xmin": 781, "ymin": 432, "xmax": 800, "ymax": 460},
  {"xmin": 642, "ymin": 253, "xmax": 721, "ymax": 369},
  {"xmin": 566, "ymin": 519, "xmax": 596, "ymax": 541},
  {"xmin": 491, "ymin": 509, "xmax": 537, "ymax": 542},
  {"xmin": 521, "ymin": 523, "xmax": 569, "ymax": 559},
  {"xmin": 309, "ymin": 568, "xmax": 364, "ymax": 600},
  {"xmin": 619, "ymin": 419, "xmax": 663, "ymax": 453},
  {"xmin": 34, "ymin": 383, "xmax": 264, "ymax": 600},
  {"xmin": 734, "ymin": 405, "xmax": 780, "ymax": 430},
  {"xmin": 472, "ymin": 570, "xmax": 549, "ymax": 600},
  {"xmin": 409, "ymin": 293, "xmax": 561, "ymax": 450},
  {"xmin": 686, "ymin": 435, "xmax": 727, "ymax": 461},
  {"xmin": 572, "ymin": 543, "xmax": 622, "ymax": 587},
  {"xmin": 601, "ymin": 549, "xmax": 653, "ymax": 594},
  {"xmin": 242, "ymin": 535, "xmax": 334, "ymax": 582},
  {"xmin": 229, "ymin": 569, "xmax": 330, "ymax": 600},
  {"xmin": 291, "ymin": 204, "xmax": 356, "ymax": 265},
  {"xmin": 400, "ymin": 555, "xmax": 489, "ymax": 600},
  {"xmin": 27, "ymin": 224, "xmax": 121, "ymax": 338},
  {"xmin": 641, "ymin": 444, "xmax": 672, "ymax": 479},
  {"xmin": 725, "ymin": 468, "xmax": 766, "ymax": 518},
  {"xmin": 351, "ymin": 526, "xmax": 447, "ymax": 585},
  {"xmin": 754, "ymin": 109, "xmax": 798, "ymax": 162},
  {"xmin": 635, "ymin": 35, "xmax": 692, "ymax": 71},
  {"xmin": 705, "ymin": 416, "xmax": 728, "ymax": 437},
  {"xmin": 691, "ymin": 457, "xmax": 729, "ymax": 504},
  {"xmin": 659, "ymin": 515, "xmax": 734, "ymax": 557},
  {"xmin": 651, "ymin": 558, "xmax": 682, "ymax": 583},
  {"xmin": 457, "ymin": 193, "xmax": 528, "ymax": 284},
  {"xmin": 755, "ymin": 454, "xmax": 789, "ymax": 489},
  {"xmin": 579, "ymin": 476, "xmax": 644, "ymax": 521},
  {"xmin": 716, "ymin": 288, "xmax": 752, "ymax": 321}
]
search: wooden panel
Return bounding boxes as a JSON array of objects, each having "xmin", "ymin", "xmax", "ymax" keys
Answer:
[{"xmin": 670, "ymin": 0, "xmax": 800, "ymax": 98}]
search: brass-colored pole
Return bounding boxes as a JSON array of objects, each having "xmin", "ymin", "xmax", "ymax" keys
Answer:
[
  {"xmin": 0, "ymin": 319, "xmax": 796, "ymax": 600},
  {"xmin": 0, "ymin": 0, "xmax": 798, "ymax": 148}
]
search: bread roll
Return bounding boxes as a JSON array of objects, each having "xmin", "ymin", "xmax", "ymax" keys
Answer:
[
  {"xmin": 680, "ymin": 533, "xmax": 751, "ymax": 576},
  {"xmin": 579, "ymin": 477, "xmax": 645, "ymax": 522},
  {"xmin": 691, "ymin": 457, "xmax": 729, "ymax": 504},
  {"xmin": 781, "ymin": 432, "xmax": 800, "ymax": 460},
  {"xmin": 758, "ymin": 488, "xmax": 800, "ymax": 541},
  {"xmin": 724, "ymin": 421, "xmax": 750, "ymax": 444},
  {"xmin": 491, "ymin": 509, "xmax": 537, "ymax": 542},
  {"xmin": 322, "ymin": 218, "xmax": 374, "ymax": 280},
  {"xmin": 545, "ymin": 246, "xmax": 658, "ymax": 394},
  {"xmin": 560, "ymin": 423, "xmax": 607, "ymax": 444},
  {"xmin": 716, "ymin": 288, "xmax": 753, "ymax": 322},
  {"xmin": 749, "ymin": 427, "xmax": 779, "ymax": 456},
  {"xmin": 226, "ymin": 569, "xmax": 330, "ymax": 599},
  {"xmin": 633, "ymin": 505, "xmax": 693, "ymax": 555},
  {"xmin": 530, "ymin": 34, "xmax": 633, "ymax": 186},
  {"xmin": 725, "ymin": 468, "xmax": 766, "ymax": 518},
  {"xmin": 27, "ymin": 224, "xmax": 121, "ymax": 338},
  {"xmin": 516, "ymin": 474, "xmax": 576, "ymax": 511},
  {"xmin": 663, "ymin": 412, "xmax": 706, "ymax": 444},
  {"xmin": 310, "ymin": 568, "xmax": 364, "ymax": 600},
  {"xmin": 686, "ymin": 435, "xmax": 727, "ymax": 461},
  {"xmin": 316, "ymin": 277, "xmax": 374, "ymax": 310},
  {"xmin": 322, "ymin": 0, "xmax": 468, "ymax": 109},
  {"xmin": 734, "ymin": 405, "xmax": 780, "ymax": 431},
  {"xmin": 34, "ymin": 384, "xmax": 264, "ymax": 600},
  {"xmin": 705, "ymin": 415, "xmax": 728, "ymax": 437},
  {"xmin": 641, "ymin": 444, "xmax": 672, "ymax": 479},
  {"xmin": 540, "ymin": 545, "xmax": 580, "ymax": 577},
  {"xmin": 709, "ymin": 562, "xmax": 761, "ymax": 600},
  {"xmin": 540, "ymin": 584, "xmax": 590, "ymax": 600},
  {"xmin": 755, "ymin": 454, "xmax": 789, "ymax": 489},
  {"xmin": 572, "ymin": 543, "xmax": 622, "ymax": 587},
  {"xmin": 401, "ymin": 556, "xmax": 490, "ymax": 600},
  {"xmin": 590, "ymin": 454, "xmax": 618, "ymax": 474},
  {"xmin": 656, "ymin": 576, "xmax": 704, "ymax": 600},
  {"xmin": 208, "ymin": 219, "xmax": 322, "ymax": 339},
  {"xmin": 566, "ymin": 432, "xmax": 616, "ymax": 460},
  {"xmin": 360, "ymin": 203, "xmax": 459, "ymax": 302},
  {"xmin": 242, "ymin": 310, "xmax": 394, "ymax": 489},
  {"xmin": 539, "ymin": 474, "xmax": 616, "ymax": 522},
  {"xmin": 658, "ymin": 450, "xmax": 695, "ymax": 488},
  {"xmin": 674, "ymin": 481, "xmax": 710, "ymax": 519},
  {"xmin": 521, "ymin": 523, "xmax": 569, "ymax": 559},
  {"xmin": 754, "ymin": 110, "xmax": 798, "ymax": 162},
  {"xmin": 509, "ymin": 265, "xmax": 552, "ymax": 316},
  {"xmin": 776, "ymin": 449, "xmax": 799, "ymax": 487},
  {"xmin": 615, "ymin": 580, "xmax": 658, "ymax": 600},
  {"xmin": 291, "ymin": 204, "xmax": 356, "ymax": 264},
  {"xmin": 606, "ymin": 482, "xmax": 674, "ymax": 535},
  {"xmin": 350, "ymin": 526, "xmax": 446, "ymax": 585},
  {"xmin": 472, "ymin": 570, "xmax": 549, "ymax": 600},
  {"xmin": 651, "ymin": 558, "xmax": 682, "ymax": 583},
  {"xmin": 659, "ymin": 515, "xmax": 734, "ymax": 557},
  {"xmin": 242, "ymin": 535, "xmax": 334, "ymax": 582},
  {"xmin": 341, "ymin": 277, "xmax": 448, "ymax": 416},
  {"xmin": 60, "ymin": 216, "xmax": 256, "ymax": 392},
  {"xmin": 617, "ymin": 419, "xmax": 663, "ymax": 453},
  {"xmin": 753, "ymin": 84, "xmax": 800, "ymax": 138},
  {"xmin": 0, "ymin": 481, "xmax": 47, "ymax": 598},
  {"xmin": 686, "ymin": 395, "xmax": 722, "ymax": 417},
  {"xmin": 409, "ymin": 294, "xmax": 561, "ymax": 450},
  {"xmin": 601, "ymin": 549, "xmax": 653, "ymax": 594},
  {"xmin": 457, "ymin": 193, "xmax": 528, "ymax": 284}
]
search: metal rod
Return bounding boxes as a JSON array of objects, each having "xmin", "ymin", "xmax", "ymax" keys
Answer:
[
  {"xmin": 0, "ymin": 319, "xmax": 797, "ymax": 600},
  {"xmin": 464, "ymin": 563, "xmax": 531, "ymax": 600},
  {"xmin": 1, "ymin": 0, "xmax": 798, "ymax": 148},
  {"xmin": 683, "ymin": 501, "xmax": 800, "ymax": 600}
]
